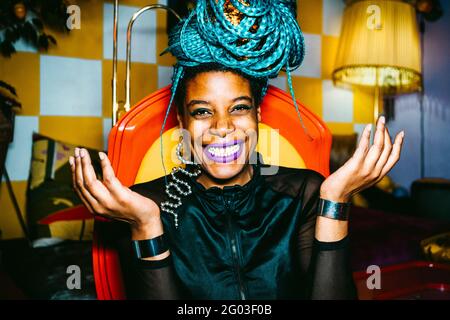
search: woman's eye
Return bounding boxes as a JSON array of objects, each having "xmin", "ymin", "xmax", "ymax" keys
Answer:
[
  {"xmin": 231, "ymin": 104, "xmax": 252, "ymax": 113},
  {"xmin": 190, "ymin": 108, "xmax": 212, "ymax": 118}
]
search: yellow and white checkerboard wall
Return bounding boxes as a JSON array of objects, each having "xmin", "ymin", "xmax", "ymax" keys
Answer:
[{"xmin": 0, "ymin": 0, "xmax": 375, "ymax": 239}]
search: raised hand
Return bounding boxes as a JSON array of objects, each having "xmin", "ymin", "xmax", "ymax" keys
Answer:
[
  {"xmin": 320, "ymin": 116, "xmax": 404, "ymax": 203},
  {"xmin": 69, "ymin": 148, "xmax": 160, "ymax": 229}
]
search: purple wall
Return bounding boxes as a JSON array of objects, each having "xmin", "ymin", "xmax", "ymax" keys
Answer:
[{"xmin": 387, "ymin": 1, "xmax": 450, "ymax": 190}]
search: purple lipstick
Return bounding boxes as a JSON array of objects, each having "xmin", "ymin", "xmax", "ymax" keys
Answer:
[{"xmin": 204, "ymin": 139, "xmax": 244, "ymax": 163}]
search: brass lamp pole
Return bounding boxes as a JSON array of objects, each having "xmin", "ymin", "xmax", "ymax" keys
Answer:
[{"xmin": 111, "ymin": 1, "xmax": 181, "ymax": 126}]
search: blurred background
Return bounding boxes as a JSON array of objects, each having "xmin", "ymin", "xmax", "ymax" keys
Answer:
[{"xmin": 0, "ymin": 0, "xmax": 449, "ymax": 300}]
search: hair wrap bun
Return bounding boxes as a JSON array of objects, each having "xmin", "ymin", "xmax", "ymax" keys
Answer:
[{"xmin": 167, "ymin": 0, "xmax": 305, "ymax": 79}]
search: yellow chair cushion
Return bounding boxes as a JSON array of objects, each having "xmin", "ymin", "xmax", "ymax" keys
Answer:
[{"xmin": 135, "ymin": 123, "xmax": 306, "ymax": 184}]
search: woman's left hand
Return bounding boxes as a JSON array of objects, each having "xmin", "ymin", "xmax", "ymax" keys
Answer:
[{"xmin": 320, "ymin": 116, "xmax": 405, "ymax": 203}]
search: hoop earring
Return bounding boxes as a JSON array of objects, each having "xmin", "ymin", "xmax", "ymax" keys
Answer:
[
  {"xmin": 161, "ymin": 136, "xmax": 201, "ymax": 229},
  {"xmin": 176, "ymin": 136, "xmax": 195, "ymax": 165}
]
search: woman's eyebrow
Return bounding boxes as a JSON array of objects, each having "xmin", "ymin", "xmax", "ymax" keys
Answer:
[
  {"xmin": 187, "ymin": 100, "xmax": 210, "ymax": 108},
  {"xmin": 187, "ymin": 96, "xmax": 252, "ymax": 108},
  {"xmin": 232, "ymin": 96, "xmax": 252, "ymax": 103}
]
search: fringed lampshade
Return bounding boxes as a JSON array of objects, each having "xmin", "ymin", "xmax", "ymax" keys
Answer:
[{"xmin": 333, "ymin": 0, "xmax": 422, "ymax": 119}]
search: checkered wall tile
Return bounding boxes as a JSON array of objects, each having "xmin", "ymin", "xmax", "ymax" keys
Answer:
[
  {"xmin": 0, "ymin": 0, "xmax": 373, "ymax": 239},
  {"xmin": 4, "ymin": 116, "xmax": 39, "ymax": 181},
  {"xmin": 292, "ymin": 33, "xmax": 322, "ymax": 78},
  {"xmin": 323, "ymin": 0, "xmax": 345, "ymax": 36},
  {"xmin": 103, "ymin": 3, "xmax": 157, "ymax": 63},
  {"xmin": 40, "ymin": 55, "xmax": 103, "ymax": 117},
  {"xmin": 158, "ymin": 65, "xmax": 173, "ymax": 89}
]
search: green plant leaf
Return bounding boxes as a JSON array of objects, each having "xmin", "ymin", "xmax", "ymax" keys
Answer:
[
  {"xmin": 23, "ymin": 21, "xmax": 38, "ymax": 44},
  {"xmin": 47, "ymin": 34, "xmax": 57, "ymax": 45},
  {"xmin": 0, "ymin": 80, "xmax": 18, "ymax": 96},
  {"xmin": 38, "ymin": 34, "xmax": 49, "ymax": 50},
  {"xmin": 31, "ymin": 18, "xmax": 44, "ymax": 32},
  {"xmin": 0, "ymin": 40, "xmax": 16, "ymax": 57}
]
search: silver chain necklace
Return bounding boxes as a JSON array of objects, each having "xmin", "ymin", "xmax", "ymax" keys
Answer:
[{"xmin": 161, "ymin": 141, "xmax": 202, "ymax": 228}]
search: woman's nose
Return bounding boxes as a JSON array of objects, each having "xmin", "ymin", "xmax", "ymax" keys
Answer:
[{"xmin": 210, "ymin": 115, "xmax": 235, "ymax": 138}]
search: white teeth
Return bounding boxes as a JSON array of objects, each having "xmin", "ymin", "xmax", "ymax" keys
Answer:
[{"xmin": 207, "ymin": 144, "xmax": 240, "ymax": 157}]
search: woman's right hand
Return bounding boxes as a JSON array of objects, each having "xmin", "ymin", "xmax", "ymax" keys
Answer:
[{"xmin": 69, "ymin": 147, "xmax": 160, "ymax": 232}]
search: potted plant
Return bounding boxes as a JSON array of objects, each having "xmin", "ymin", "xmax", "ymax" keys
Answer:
[{"xmin": 0, "ymin": 80, "xmax": 21, "ymax": 183}]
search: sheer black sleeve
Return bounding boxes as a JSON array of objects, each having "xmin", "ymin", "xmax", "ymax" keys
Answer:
[
  {"xmin": 297, "ymin": 171, "xmax": 357, "ymax": 300},
  {"xmin": 114, "ymin": 181, "xmax": 182, "ymax": 300},
  {"xmin": 116, "ymin": 230, "xmax": 182, "ymax": 300}
]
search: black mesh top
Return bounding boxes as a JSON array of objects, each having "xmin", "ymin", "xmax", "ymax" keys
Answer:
[{"xmin": 114, "ymin": 160, "xmax": 357, "ymax": 300}]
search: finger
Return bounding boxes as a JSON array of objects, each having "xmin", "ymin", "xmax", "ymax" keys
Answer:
[
  {"xmin": 75, "ymin": 185, "xmax": 96, "ymax": 214},
  {"xmin": 70, "ymin": 155, "xmax": 95, "ymax": 214},
  {"xmin": 80, "ymin": 148, "xmax": 111, "ymax": 203},
  {"xmin": 379, "ymin": 131, "xmax": 405, "ymax": 178},
  {"xmin": 365, "ymin": 116, "xmax": 386, "ymax": 169},
  {"xmin": 373, "ymin": 127, "xmax": 393, "ymax": 177},
  {"xmin": 70, "ymin": 155, "xmax": 78, "ymax": 191},
  {"xmin": 352, "ymin": 123, "xmax": 372, "ymax": 161},
  {"xmin": 80, "ymin": 148, "xmax": 98, "ymax": 188},
  {"xmin": 79, "ymin": 148, "xmax": 118, "ymax": 216},
  {"xmin": 74, "ymin": 148, "xmax": 86, "ymax": 191},
  {"xmin": 98, "ymin": 152, "xmax": 123, "ymax": 196},
  {"xmin": 75, "ymin": 148, "xmax": 103, "ymax": 212}
]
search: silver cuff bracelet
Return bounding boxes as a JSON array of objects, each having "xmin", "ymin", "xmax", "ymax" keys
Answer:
[{"xmin": 318, "ymin": 198, "xmax": 351, "ymax": 221}]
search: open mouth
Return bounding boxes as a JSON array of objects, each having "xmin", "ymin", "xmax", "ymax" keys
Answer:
[{"xmin": 203, "ymin": 139, "xmax": 244, "ymax": 163}]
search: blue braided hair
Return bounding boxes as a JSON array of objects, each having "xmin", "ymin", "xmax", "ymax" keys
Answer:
[
  {"xmin": 168, "ymin": 0, "xmax": 304, "ymax": 78},
  {"xmin": 160, "ymin": 0, "xmax": 309, "ymax": 179}
]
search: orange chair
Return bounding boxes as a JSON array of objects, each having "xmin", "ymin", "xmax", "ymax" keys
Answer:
[{"xmin": 93, "ymin": 84, "xmax": 332, "ymax": 299}]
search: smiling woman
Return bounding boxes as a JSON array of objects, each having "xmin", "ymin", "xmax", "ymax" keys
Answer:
[
  {"xmin": 179, "ymin": 68, "xmax": 260, "ymax": 184},
  {"xmin": 69, "ymin": 0, "xmax": 404, "ymax": 300},
  {"xmin": 173, "ymin": 62, "xmax": 267, "ymax": 185}
]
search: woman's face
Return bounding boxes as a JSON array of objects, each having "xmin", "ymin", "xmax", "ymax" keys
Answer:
[{"xmin": 178, "ymin": 71, "xmax": 261, "ymax": 181}]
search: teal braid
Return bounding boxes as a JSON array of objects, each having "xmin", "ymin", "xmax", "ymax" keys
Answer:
[
  {"xmin": 286, "ymin": 62, "xmax": 313, "ymax": 141},
  {"xmin": 160, "ymin": 65, "xmax": 184, "ymax": 185}
]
